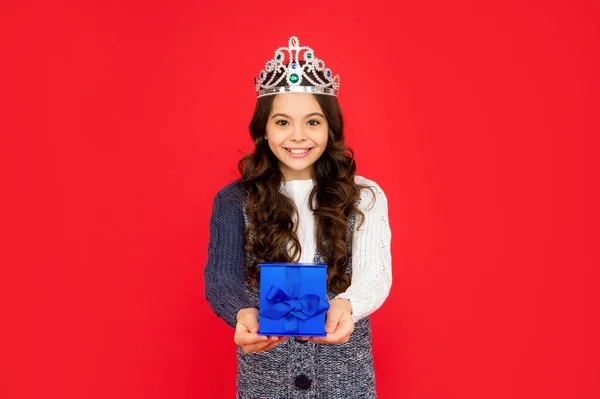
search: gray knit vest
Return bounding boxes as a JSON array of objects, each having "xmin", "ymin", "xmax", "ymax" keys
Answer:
[{"xmin": 236, "ymin": 184, "xmax": 377, "ymax": 399}]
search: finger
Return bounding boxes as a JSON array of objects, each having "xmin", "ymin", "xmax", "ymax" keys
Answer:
[
  {"xmin": 241, "ymin": 341, "xmax": 270, "ymax": 353},
  {"xmin": 325, "ymin": 308, "xmax": 343, "ymax": 334},
  {"xmin": 309, "ymin": 318, "xmax": 354, "ymax": 344},
  {"xmin": 239, "ymin": 312, "xmax": 260, "ymax": 334},
  {"xmin": 329, "ymin": 315, "xmax": 354, "ymax": 341},
  {"xmin": 307, "ymin": 334, "xmax": 334, "ymax": 344},
  {"xmin": 308, "ymin": 333, "xmax": 346, "ymax": 344},
  {"xmin": 236, "ymin": 331, "xmax": 269, "ymax": 347},
  {"xmin": 264, "ymin": 337, "xmax": 288, "ymax": 351},
  {"xmin": 304, "ymin": 332, "xmax": 334, "ymax": 343}
]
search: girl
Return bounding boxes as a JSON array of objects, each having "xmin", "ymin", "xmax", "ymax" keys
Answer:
[{"xmin": 205, "ymin": 36, "xmax": 392, "ymax": 399}]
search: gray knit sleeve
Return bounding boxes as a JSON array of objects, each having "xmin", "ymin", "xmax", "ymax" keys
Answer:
[{"xmin": 204, "ymin": 183, "xmax": 255, "ymax": 328}]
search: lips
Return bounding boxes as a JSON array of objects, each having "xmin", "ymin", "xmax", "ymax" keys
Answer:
[{"xmin": 285, "ymin": 147, "xmax": 313, "ymax": 158}]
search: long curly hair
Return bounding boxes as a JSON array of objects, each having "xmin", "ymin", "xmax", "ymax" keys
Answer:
[{"xmin": 238, "ymin": 74, "xmax": 367, "ymax": 295}]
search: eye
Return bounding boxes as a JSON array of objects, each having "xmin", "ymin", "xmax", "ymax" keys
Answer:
[
  {"xmin": 307, "ymin": 119, "xmax": 321, "ymax": 126},
  {"xmin": 275, "ymin": 120, "xmax": 289, "ymax": 126}
]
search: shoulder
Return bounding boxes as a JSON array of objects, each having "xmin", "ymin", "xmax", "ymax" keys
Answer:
[
  {"xmin": 212, "ymin": 180, "xmax": 247, "ymax": 211},
  {"xmin": 354, "ymin": 175, "xmax": 388, "ymax": 210},
  {"xmin": 215, "ymin": 179, "xmax": 247, "ymax": 199}
]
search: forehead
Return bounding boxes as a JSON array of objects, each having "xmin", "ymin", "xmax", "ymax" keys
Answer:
[{"xmin": 270, "ymin": 93, "xmax": 323, "ymax": 116}]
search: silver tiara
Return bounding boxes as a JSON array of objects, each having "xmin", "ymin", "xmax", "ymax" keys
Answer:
[{"xmin": 254, "ymin": 36, "xmax": 340, "ymax": 98}]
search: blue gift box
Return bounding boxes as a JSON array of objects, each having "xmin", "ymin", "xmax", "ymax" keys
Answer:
[{"xmin": 258, "ymin": 263, "xmax": 329, "ymax": 337}]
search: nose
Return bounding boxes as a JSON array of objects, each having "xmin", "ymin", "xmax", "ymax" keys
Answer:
[{"xmin": 290, "ymin": 124, "xmax": 306, "ymax": 142}]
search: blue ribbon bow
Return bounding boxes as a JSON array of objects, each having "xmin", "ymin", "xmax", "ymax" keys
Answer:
[{"xmin": 260, "ymin": 268, "xmax": 330, "ymax": 334}]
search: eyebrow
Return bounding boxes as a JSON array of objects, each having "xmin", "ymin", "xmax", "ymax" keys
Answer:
[{"xmin": 270, "ymin": 112, "xmax": 325, "ymax": 119}]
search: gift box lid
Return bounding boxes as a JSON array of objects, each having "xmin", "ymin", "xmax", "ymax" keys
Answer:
[{"xmin": 259, "ymin": 262, "xmax": 327, "ymax": 268}]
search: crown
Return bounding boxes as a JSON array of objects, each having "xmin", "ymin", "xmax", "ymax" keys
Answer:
[{"xmin": 254, "ymin": 36, "xmax": 340, "ymax": 98}]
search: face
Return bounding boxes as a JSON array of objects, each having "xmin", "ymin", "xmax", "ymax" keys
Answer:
[{"xmin": 265, "ymin": 93, "xmax": 329, "ymax": 181}]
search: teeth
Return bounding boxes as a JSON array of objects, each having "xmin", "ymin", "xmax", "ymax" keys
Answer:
[{"xmin": 289, "ymin": 149, "xmax": 309, "ymax": 154}]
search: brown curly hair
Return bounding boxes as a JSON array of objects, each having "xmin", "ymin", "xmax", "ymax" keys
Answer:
[{"xmin": 238, "ymin": 72, "xmax": 367, "ymax": 295}]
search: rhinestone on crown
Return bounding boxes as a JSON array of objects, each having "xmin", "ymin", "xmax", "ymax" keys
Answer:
[{"xmin": 254, "ymin": 36, "xmax": 340, "ymax": 98}]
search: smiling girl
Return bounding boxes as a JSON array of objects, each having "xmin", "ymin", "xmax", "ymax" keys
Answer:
[{"xmin": 204, "ymin": 36, "xmax": 392, "ymax": 399}]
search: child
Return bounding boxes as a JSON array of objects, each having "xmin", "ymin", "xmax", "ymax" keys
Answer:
[{"xmin": 204, "ymin": 36, "xmax": 392, "ymax": 399}]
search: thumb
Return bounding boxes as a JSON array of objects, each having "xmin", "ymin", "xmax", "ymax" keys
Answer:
[
  {"xmin": 325, "ymin": 308, "xmax": 341, "ymax": 333},
  {"xmin": 240, "ymin": 310, "xmax": 260, "ymax": 333}
]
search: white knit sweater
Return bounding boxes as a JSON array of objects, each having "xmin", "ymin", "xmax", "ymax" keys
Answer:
[{"xmin": 281, "ymin": 175, "xmax": 392, "ymax": 322}]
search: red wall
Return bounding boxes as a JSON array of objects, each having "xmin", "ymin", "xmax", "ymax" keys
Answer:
[{"xmin": 1, "ymin": 1, "xmax": 599, "ymax": 398}]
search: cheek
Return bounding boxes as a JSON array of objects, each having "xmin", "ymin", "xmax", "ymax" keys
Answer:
[
  {"xmin": 265, "ymin": 133, "xmax": 283, "ymax": 157},
  {"xmin": 267, "ymin": 139, "xmax": 278, "ymax": 155},
  {"xmin": 264, "ymin": 129, "xmax": 277, "ymax": 148},
  {"xmin": 316, "ymin": 128, "xmax": 329, "ymax": 147}
]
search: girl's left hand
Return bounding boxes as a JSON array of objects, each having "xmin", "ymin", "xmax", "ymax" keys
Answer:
[{"xmin": 300, "ymin": 298, "xmax": 354, "ymax": 344}]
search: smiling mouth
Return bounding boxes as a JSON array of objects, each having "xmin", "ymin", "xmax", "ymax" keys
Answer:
[{"xmin": 285, "ymin": 148, "xmax": 313, "ymax": 156}]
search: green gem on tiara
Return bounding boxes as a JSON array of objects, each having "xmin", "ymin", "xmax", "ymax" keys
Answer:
[
  {"xmin": 307, "ymin": 53, "xmax": 313, "ymax": 59},
  {"xmin": 289, "ymin": 73, "xmax": 300, "ymax": 83}
]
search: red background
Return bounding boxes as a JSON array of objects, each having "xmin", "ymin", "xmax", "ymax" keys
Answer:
[{"xmin": 1, "ymin": 1, "xmax": 599, "ymax": 398}]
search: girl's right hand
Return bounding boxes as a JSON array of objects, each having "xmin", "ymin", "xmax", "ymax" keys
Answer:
[{"xmin": 234, "ymin": 308, "xmax": 288, "ymax": 353}]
